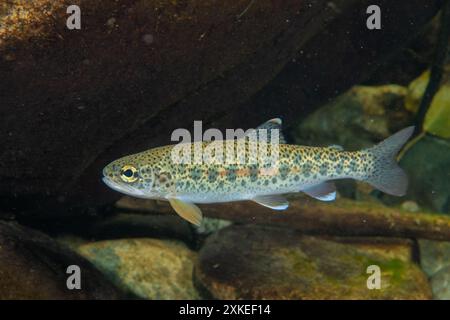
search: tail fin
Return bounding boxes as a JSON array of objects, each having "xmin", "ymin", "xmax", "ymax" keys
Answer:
[{"xmin": 363, "ymin": 126, "xmax": 415, "ymax": 196}]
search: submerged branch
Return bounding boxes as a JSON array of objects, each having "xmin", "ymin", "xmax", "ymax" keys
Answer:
[
  {"xmin": 415, "ymin": 0, "xmax": 450, "ymax": 134},
  {"xmin": 126, "ymin": 197, "xmax": 450, "ymax": 241}
]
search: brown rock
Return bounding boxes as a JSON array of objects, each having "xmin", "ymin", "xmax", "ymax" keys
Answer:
[
  {"xmin": 0, "ymin": 221, "xmax": 122, "ymax": 299},
  {"xmin": 328, "ymin": 237, "xmax": 416, "ymax": 263},
  {"xmin": 195, "ymin": 225, "xmax": 431, "ymax": 299}
]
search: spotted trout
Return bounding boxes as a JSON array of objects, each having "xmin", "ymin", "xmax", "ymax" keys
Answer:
[{"xmin": 102, "ymin": 119, "xmax": 414, "ymax": 225}]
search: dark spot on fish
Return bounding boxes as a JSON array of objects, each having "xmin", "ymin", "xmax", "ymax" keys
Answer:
[
  {"xmin": 249, "ymin": 164, "xmax": 259, "ymax": 182},
  {"xmin": 303, "ymin": 163, "xmax": 312, "ymax": 177},
  {"xmin": 319, "ymin": 163, "xmax": 328, "ymax": 175},
  {"xmin": 208, "ymin": 168, "xmax": 218, "ymax": 182},
  {"xmin": 227, "ymin": 168, "xmax": 237, "ymax": 182},
  {"xmin": 263, "ymin": 162, "xmax": 272, "ymax": 169},
  {"xmin": 279, "ymin": 164, "xmax": 289, "ymax": 180},
  {"xmin": 191, "ymin": 168, "xmax": 202, "ymax": 180}
]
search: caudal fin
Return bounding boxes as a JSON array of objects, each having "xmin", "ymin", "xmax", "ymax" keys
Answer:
[{"xmin": 363, "ymin": 126, "xmax": 415, "ymax": 196}]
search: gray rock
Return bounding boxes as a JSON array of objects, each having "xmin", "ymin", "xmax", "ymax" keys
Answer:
[
  {"xmin": 430, "ymin": 265, "xmax": 450, "ymax": 300},
  {"xmin": 384, "ymin": 134, "xmax": 450, "ymax": 213},
  {"xmin": 291, "ymin": 85, "xmax": 411, "ymax": 151},
  {"xmin": 76, "ymin": 238, "xmax": 200, "ymax": 299},
  {"xmin": 419, "ymin": 239, "xmax": 450, "ymax": 277}
]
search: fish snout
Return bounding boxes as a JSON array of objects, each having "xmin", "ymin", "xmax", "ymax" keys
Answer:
[
  {"xmin": 102, "ymin": 162, "xmax": 118, "ymax": 179},
  {"xmin": 102, "ymin": 166, "xmax": 108, "ymax": 178}
]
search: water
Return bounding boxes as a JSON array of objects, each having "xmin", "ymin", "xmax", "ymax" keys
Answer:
[{"xmin": 0, "ymin": 0, "xmax": 449, "ymax": 300}]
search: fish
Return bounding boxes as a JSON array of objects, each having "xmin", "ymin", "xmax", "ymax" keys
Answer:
[{"xmin": 102, "ymin": 119, "xmax": 414, "ymax": 226}]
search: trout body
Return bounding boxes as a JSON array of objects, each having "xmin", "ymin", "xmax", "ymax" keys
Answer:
[{"xmin": 103, "ymin": 119, "xmax": 414, "ymax": 225}]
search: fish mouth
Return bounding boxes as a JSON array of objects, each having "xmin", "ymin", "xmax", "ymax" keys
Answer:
[{"xmin": 102, "ymin": 176, "xmax": 146, "ymax": 197}]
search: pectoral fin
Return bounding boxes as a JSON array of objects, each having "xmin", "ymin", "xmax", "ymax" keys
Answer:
[
  {"xmin": 303, "ymin": 182, "xmax": 336, "ymax": 201},
  {"xmin": 168, "ymin": 198, "xmax": 203, "ymax": 226},
  {"xmin": 252, "ymin": 194, "xmax": 289, "ymax": 210}
]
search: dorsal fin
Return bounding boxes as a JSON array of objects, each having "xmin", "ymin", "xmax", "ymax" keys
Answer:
[
  {"xmin": 256, "ymin": 118, "xmax": 283, "ymax": 130},
  {"xmin": 245, "ymin": 118, "xmax": 287, "ymax": 144},
  {"xmin": 328, "ymin": 144, "xmax": 344, "ymax": 151}
]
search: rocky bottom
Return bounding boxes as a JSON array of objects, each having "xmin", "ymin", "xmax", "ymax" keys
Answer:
[{"xmin": 2, "ymin": 206, "xmax": 450, "ymax": 300}]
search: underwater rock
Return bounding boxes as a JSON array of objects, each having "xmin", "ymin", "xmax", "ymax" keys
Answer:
[
  {"xmin": 0, "ymin": 0, "xmax": 442, "ymax": 217},
  {"xmin": 56, "ymin": 234, "xmax": 90, "ymax": 252},
  {"xmin": 401, "ymin": 200, "xmax": 421, "ymax": 213},
  {"xmin": 292, "ymin": 84, "xmax": 412, "ymax": 151},
  {"xmin": 330, "ymin": 237, "xmax": 415, "ymax": 263},
  {"xmin": 76, "ymin": 238, "xmax": 200, "ymax": 299},
  {"xmin": 405, "ymin": 65, "xmax": 450, "ymax": 138},
  {"xmin": 195, "ymin": 225, "xmax": 431, "ymax": 299},
  {"xmin": 0, "ymin": 221, "xmax": 122, "ymax": 299},
  {"xmin": 383, "ymin": 134, "xmax": 450, "ymax": 213},
  {"xmin": 430, "ymin": 265, "xmax": 450, "ymax": 300},
  {"xmin": 419, "ymin": 239, "xmax": 450, "ymax": 277}
]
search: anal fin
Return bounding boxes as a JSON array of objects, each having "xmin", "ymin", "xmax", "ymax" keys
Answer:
[
  {"xmin": 168, "ymin": 198, "xmax": 203, "ymax": 226},
  {"xmin": 303, "ymin": 182, "xmax": 336, "ymax": 201},
  {"xmin": 252, "ymin": 194, "xmax": 289, "ymax": 210}
]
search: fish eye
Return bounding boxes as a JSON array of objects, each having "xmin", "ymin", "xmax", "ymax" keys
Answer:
[{"xmin": 120, "ymin": 165, "xmax": 138, "ymax": 183}]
